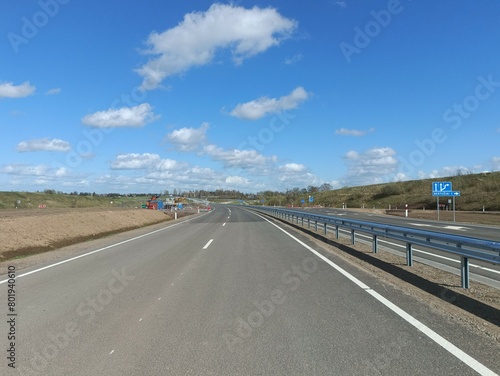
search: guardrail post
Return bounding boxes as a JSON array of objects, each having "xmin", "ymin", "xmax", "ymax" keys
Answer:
[
  {"xmin": 246, "ymin": 206, "xmax": 500, "ymax": 290},
  {"xmin": 406, "ymin": 243, "xmax": 413, "ymax": 266},
  {"xmin": 301, "ymin": 217, "xmax": 304, "ymax": 226},
  {"xmin": 461, "ymin": 257, "xmax": 470, "ymax": 289}
]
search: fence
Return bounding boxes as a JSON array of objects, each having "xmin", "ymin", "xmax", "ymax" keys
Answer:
[{"xmin": 249, "ymin": 206, "xmax": 500, "ymax": 289}]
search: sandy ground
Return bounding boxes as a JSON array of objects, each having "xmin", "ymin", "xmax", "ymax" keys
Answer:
[{"xmin": 0, "ymin": 207, "xmax": 192, "ymax": 260}]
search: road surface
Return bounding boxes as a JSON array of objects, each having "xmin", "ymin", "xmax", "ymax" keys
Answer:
[{"xmin": 0, "ymin": 205, "xmax": 498, "ymax": 375}]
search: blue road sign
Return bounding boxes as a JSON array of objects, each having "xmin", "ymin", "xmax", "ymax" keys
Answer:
[
  {"xmin": 301, "ymin": 199, "xmax": 305, "ymax": 204},
  {"xmin": 432, "ymin": 181, "xmax": 452, "ymax": 192},
  {"xmin": 432, "ymin": 190, "xmax": 460, "ymax": 197},
  {"xmin": 309, "ymin": 196, "xmax": 314, "ymax": 203}
]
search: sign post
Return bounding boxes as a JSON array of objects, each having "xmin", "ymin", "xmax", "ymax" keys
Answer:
[
  {"xmin": 432, "ymin": 182, "xmax": 452, "ymax": 221},
  {"xmin": 453, "ymin": 196, "xmax": 456, "ymax": 222},
  {"xmin": 432, "ymin": 182, "xmax": 460, "ymax": 222}
]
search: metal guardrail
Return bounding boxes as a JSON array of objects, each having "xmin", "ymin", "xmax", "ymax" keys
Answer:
[{"xmin": 249, "ymin": 206, "xmax": 500, "ymax": 289}]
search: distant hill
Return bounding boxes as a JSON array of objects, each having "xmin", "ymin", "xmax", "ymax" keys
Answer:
[{"xmin": 303, "ymin": 171, "xmax": 500, "ymax": 211}]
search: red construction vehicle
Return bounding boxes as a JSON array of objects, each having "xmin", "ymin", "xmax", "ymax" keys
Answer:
[{"xmin": 146, "ymin": 195, "xmax": 159, "ymax": 210}]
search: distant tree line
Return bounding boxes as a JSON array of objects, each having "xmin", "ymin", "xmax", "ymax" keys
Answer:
[{"xmin": 40, "ymin": 185, "xmax": 335, "ymax": 205}]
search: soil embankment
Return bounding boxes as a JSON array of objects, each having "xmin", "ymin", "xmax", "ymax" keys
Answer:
[{"xmin": 0, "ymin": 207, "xmax": 174, "ymax": 260}]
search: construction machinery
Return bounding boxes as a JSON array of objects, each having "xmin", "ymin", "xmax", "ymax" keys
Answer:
[{"xmin": 145, "ymin": 195, "xmax": 163, "ymax": 210}]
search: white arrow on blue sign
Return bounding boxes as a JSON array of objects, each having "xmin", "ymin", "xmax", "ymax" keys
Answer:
[
  {"xmin": 432, "ymin": 181, "xmax": 452, "ymax": 192},
  {"xmin": 432, "ymin": 190, "xmax": 460, "ymax": 197}
]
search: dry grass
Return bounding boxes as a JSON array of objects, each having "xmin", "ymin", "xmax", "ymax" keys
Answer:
[{"xmin": 310, "ymin": 171, "xmax": 500, "ymax": 211}]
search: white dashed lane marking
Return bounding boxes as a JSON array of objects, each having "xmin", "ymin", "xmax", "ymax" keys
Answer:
[{"xmin": 203, "ymin": 239, "xmax": 214, "ymax": 249}]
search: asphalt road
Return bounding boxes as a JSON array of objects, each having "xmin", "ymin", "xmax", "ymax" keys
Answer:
[{"xmin": 0, "ymin": 206, "xmax": 498, "ymax": 375}]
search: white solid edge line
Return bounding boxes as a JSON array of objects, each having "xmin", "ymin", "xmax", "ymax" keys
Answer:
[
  {"xmin": 203, "ymin": 239, "xmax": 214, "ymax": 250},
  {"xmin": 251, "ymin": 210, "xmax": 497, "ymax": 376},
  {"xmin": 0, "ymin": 213, "xmax": 207, "ymax": 284}
]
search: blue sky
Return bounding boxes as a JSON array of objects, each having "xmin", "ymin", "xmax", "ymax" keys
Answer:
[{"xmin": 1, "ymin": 0, "xmax": 499, "ymax": 194}]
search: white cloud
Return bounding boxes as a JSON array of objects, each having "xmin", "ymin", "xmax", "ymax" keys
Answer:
[
  {"xmin": 393, "ymin": 172, "xmax": 410, "ymax": 182},
  {"xmin": 279, "ymin": 163, "xmax": 306, "ymax": 173},
  {"xmin": 225, "ymin": 176, "xmax": 249, "ymax": 186},
  {"xmin": 493, "ymin": 157, "xmax": 500, "ymax": 171},
  {"xmin": 203, "ymin": 144, "xmax": 277, "ymax": 169},
  {"xmin": 0, "ymin": 81, "xmax": 36, "ymax": 98},
  {"xmin": 55, "ymin": 167, "xmax": 69, "ymax": 177},
  {"xmin": 344, "ymin": 147, "xmax": 398, "ymax": 185},
  {"xmin": 230, "ymin": 87, "xmax": 310, "ymax": 120},
  {"xmin": 181, "ymin": 167, "xmax": 221, "ymax": 184},
  {"xmin": 16, "ymin": 138, "xmax": 71, "ymax": 152},
  {"xmin": 136, "ymin": 3, "xmax": 296, "ymax": 90},
  {"xmin": 157, "ymin": 159, "xmax": 182, "ymax": 171},
  {"xmin": 1, "ymin": 164, "xmax": 69, "ymax": 177},
  {"xmin": 276, "ymin": 162, "xmax": 322, "ymax": 187},
  {"xmin": 111, "ymin": 153, "xmax": 182, "ymax": 171},
  {"xmin": 167, "ymin": 123, "xmax": 208, "ymax": 151},
  {"xmin": 46, "ymin": 88, "xmax": 61, "ymax": 95},
  {"xmin": 93, "ymin": 174, "xmax": 137, "ymax": 190},
  {"xmin": 141, "ymin": 166, "xmax": 225, "ymax": 189},
  {"xmin": 335, "ymin": 127, "xmax": 375, "ymax": 136},
  {"xmin": 1, "ymin": 164, "xmax": 48, "ymax": 176},
  {"xmin": 82, "ymin": 103, "xmax": 160, "ymax": 128},
  {"xmin": 111, "ymin": 153, "xmax": 160, "ymax": 169},
  {"xmin": 62, "ymin": 180, "xmax": 90, "ymax": 188}
]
